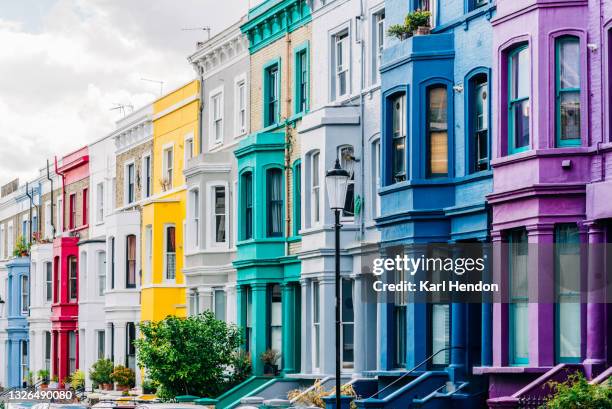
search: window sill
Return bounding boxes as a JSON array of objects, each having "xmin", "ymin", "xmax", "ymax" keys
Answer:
[{"xmin": 472, "ymin": 366, "xmax": 553, "ymax": 375}]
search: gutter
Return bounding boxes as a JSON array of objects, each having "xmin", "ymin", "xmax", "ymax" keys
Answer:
[{"xmin": 46, "ymin": 159, "xmax": 56, "ymax": 237}]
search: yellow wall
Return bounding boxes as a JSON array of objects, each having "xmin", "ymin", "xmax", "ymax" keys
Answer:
[{"xmin": 140, "ymin": 80, "xmax": 200, "ymax": 322}]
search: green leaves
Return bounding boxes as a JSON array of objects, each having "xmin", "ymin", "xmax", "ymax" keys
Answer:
[
  {"xmin": 135, "ymin": 311, "xmax": 250, "ymax": 399},
  {"xmin": 545, "ymin": 372, "xmax": 612, "ymax": 409}
]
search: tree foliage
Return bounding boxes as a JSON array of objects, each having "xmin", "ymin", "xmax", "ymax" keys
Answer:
[
  {"xmin": 545, "ymin": 372, "xmax": 612, "ymax": 409},
  {"xmin": 135, "ymin": 311, "xmax": 250, "ymax": 399}
]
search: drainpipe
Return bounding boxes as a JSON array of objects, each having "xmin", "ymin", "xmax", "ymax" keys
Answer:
[
  {"xmin": 46, "ymin": 159, "xmax": 56, "ymax": 237},
  {"xmin": 190, "ymin": 61, "xmax": 205, "ymax": 155},
  {"xmin": 359, "ymin": 0, "xmax": 366, "ymax": 241},
  {"xmin": 26, "ymin": 181, "xmax": 33, "ymax": 244},
  {"xmin": 598, "ymin": 0, "xmax": 605, "ymax": 181},
  {"xmin": 284, "ymin": 27, "xmax": 292, "ymax": 257},
  {"xmin": 54, "ymin": 156, "xmax": 66, "ymax": 235}
]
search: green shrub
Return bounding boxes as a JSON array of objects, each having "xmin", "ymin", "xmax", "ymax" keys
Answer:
[
  {"xmin": 545, "ymin": 372, "xmax": 612, "ymax": 409},
  {"xmin": 89, "ymin": 358, "xmax": 114, "ymax": 386},
  {"xmin": 70, "ymin": 370, "xmax": 85, "ymax": 390}
]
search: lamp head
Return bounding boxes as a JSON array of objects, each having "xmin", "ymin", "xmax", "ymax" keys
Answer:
[{"xmin": 325, "ymin": 159, "xmax": 350, "ymax": 210}]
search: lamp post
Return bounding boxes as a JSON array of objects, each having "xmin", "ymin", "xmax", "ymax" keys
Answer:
[{"xmin": 325, "ymin": 159, "xmax": 350, "ymax": 409}]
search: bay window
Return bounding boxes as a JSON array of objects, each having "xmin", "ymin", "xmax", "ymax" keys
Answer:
[
  {"xmin": 97, "ymin": 251, "xmax": 106, "ymax": 296},
  {"xmin": 427, "ymin": 86, "xmax": 448, "ymax": 177},
  {"xmin": 508, "ymin": 45, "xmax": 530, "ymax": 153},
  {"xmin": 311, "ymin": 151, "xmax": 321, "ymax": 225},
  {"xmin": 189, "ymin": 188, "xmax": 200, "ymax": 248},
  {"xmin": 556, "ymin": 36, "xmax": 581, "ymax": 146},
  {"xmin": 268, "ymin": 284, "xmax": 282, "ymax": 363}
]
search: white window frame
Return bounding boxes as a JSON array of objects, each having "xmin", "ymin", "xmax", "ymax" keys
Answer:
[
  {"xmin": 188, "ymin": 187, "xmax": 201, "ymax": 251},
  {"xmin": 310, "ymin": 151, "xmax": 321, "ymax": 226},
  {"xmin": 206, "ymin": 181, "xmax": 229, "ymax": 249},
  {"xmin": 234, "ymin": 75, "xmax": 248, "ymax": 137},
  {"xmin": 96, "ymin": 183, "xmax": 104, "ymax": 223},
  {"xmin": 331, "ymin": 26, "xmax": 351, "ymax": 101},
  {"xmin": 162, "ymin": 143, "xmax": 174, "ymax": 190},
  {"xmin": 56, "ymin": 198, "xmax": 63, "ymax": 234},
  {"xmin": 0, "ymin": 224, "xmax": 5, "ymax": 259},
  {"xmin": 371, "ymin": 6, "xmax": 385, "ymax": 85},
  {"xmin": 184, "ymin": 133, "xmax": 194, "ymax": 163},
  {"xmin": 97, "ymin": 250, "xmax": 106, "ymax": 296},
  {"xmin": 163, "ymin": 223, "xmax": 177, "ymax": 281},
  {"xmin": 44, "ymin": 261, "xmax": 52, "ymax": 303},
  {"xmin": 141, "ymin": 152, "xmax": 152, "ymax": 199},
  {"xmin": 210, "ymin": 86, "xmax": 224, "ymax": 147},
  {"xmin": 232, "ymin": 180, "xmax": 238, "ymax": 249},
  {"xmin": 44, "ymin": 201, "xmax": 52, "ymax": 238},
  {"xmin": 7, "ymin": 221, "xmax": 14, "ymax": 256},
  {"xmin": 338, "ymin": 144, "xmax": 356, "ymax": 222},
  {"xmin": 372, "ymin": 138, "xmax": 381, "ymax": 218},
  {"xmin": 124, "ymin": 160, "xmax": 136, "ymax": 205},
  {"xmin": 21, "ymin": 275, "xmax": 28, "ymax": 315},
  {"xmin": 22, "ymin": 214, "xmax": 29, "ymax": 240}
]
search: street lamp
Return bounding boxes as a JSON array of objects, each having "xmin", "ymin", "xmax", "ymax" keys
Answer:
[
  {"xmin": 0, "ymin": 296, "xmax": 5, "ymax": 317},
  {"xmin": 325, "ymin": 159, "xmax": 350, "ymax": 409}
]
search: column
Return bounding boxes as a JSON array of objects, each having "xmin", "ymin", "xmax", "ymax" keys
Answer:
[
  {"xmin": 114, "ymin": 322, "xmax": 127, "ymax": 367},
  {"xmin": 319, "ymin": 276, "xmax": 336, "ymax": 375},
  {"xmin": 105, "ymin": 323, "xmax": 113, "ymax": 360},
  {"xmin": 251, "ymin": 283, "xmax": 268, "ymax": 376},
  {"xmin": 225, "ymin": 284, "xmax": 237, "ymax": 324},
  {"xmin": 281, "ymin": 283, "xmax": 296, "ymax": 374},
  {"xmin": 491, "ymin": 230, "xmax": 507, "ymax": 367},
  {"xmin": 236, "ymin": 285, "xmax": 246, "ymax": 348},
  {"xmin": 583, "ymin": 223, "xmax": 606, "ymax": 378},
  {"xmin": 300, "ymin": 279, "xmax": 312, "ymax": 374},
  {"xmin": 527, "ymin": 225, "xmax": 554, "ymax": 367}
]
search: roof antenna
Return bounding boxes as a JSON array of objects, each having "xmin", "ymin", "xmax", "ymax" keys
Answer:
[
  {"xmin": 182, "ymin": 26, "xmax": 211, "ymax": 41},
  {"xmin": 141, "ymin": 78, "xmax": 165, "ymax": 96}
]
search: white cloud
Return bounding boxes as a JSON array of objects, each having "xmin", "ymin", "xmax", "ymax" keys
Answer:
[{"xmin": 0, "ymin": 0, "xmax": 247, "ymax": 185}]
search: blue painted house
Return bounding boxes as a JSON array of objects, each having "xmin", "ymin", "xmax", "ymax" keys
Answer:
[
  {"xmin": 358, "ymin": 0, "xmax": 496, "ymax": 407},
  {"xmin": 6, "ymin": 256, "xmax": 30, "ymax": 387}
]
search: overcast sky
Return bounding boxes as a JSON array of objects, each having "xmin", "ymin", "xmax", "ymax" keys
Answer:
[{"xmin": 0, "ymin": 0, "xmax": 249, "ymax": 186}]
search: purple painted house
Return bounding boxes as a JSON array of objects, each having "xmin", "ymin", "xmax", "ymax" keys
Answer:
[{"xmin": 476, "ymin": 0, "xmax": 612, "ymax": 406}]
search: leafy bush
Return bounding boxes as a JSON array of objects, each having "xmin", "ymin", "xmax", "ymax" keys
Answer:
[
  {"xmin": 70, "ymin": 370, "xmax": 85, "ymax": 390},
  {"xmin": 13, "ymin": 236, "xmax": 30, "ymax": 257},
  {"xmin": 37, "ymin": 369, "xmax": 50, "ymax": 383},
  {"xmin": 288, "ymin": 379, "xmax": 358, "ymax": 409},
  {"xmin": 387, "ymin": 9, "xmax": 432, "ymax": 40},
  {"xmin": 545, "ymin": 372, "xmax": 612, "ymax": 409},
  {"xmin": 89, "ymin": 358, "xmax": 114, "ymax": 386},
  {"xmin": 111, "ymin": 365, "xmax": 135, "ymax": 388},
  {"xmin": 260, "ymin": 349, "xmax": 281, "ymax": 365},
  {"xmin": 135, "ymin": 311, "xmax": 246, "ymax": 399}
]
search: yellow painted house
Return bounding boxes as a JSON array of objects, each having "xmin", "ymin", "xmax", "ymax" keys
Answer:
[{"xmin": 140, "ymin": 80, "xmax": 200, "ymax": 322}]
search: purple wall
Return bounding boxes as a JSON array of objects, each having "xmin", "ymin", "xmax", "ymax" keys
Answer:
[{"xmin": 484, "ymin": 0, "xmax": 612, "ymax": 402}]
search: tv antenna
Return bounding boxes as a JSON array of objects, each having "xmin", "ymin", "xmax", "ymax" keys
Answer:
[
  {"xmin": 182, "ymin": 26, "xmax": 211, "ymax": 41},
  {"xmin": 141, "ymin": 77, "xmax": 165, "ymax": 96},
  {"xmin": 110, "ymin": 103, "xmax": 134, "ymax": 117}
]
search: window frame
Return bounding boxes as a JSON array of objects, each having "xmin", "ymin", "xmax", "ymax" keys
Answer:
[
  {"xmin": 331, "ymin": 28, "xmax": 350, "ymax": 101},
  {"xmin": 20, "ymin": 274, "xmax": 29, "ymax": 315},
  {"xmin": 96, "ymin": 182, "xmax": 104, "ymax": 223},
  {"xmin": 292, "ymin": 160, "xmax": 302, "ymax": 236},
  {"xmin": 241, "ymin": 171, "xmax": 254, "ymax": 241},
  {"xmin": 294, "ymin": 42, "xmax": 310, "ymax": 115},
  {"xmin": 162, "ymin": 144, "xmax": 174, "ymax": 190},
  {"xmin": 371, "ymin": 7, "xmax": 385, "ymax": 85},
  {"xmin": 142, "ymin": 153, "xmax": 152, "ymax": 199},
  {"xmin": 125, "ymin": 161, "xmax": 135, "ymax": 205},
  {"xmin": 208, "ymin": 183, "xmax": 229, "ymax": 248},
  {"xmin": 82, "ymin": 188, "xmax": 88, "ymax": 225},
  {"xmin": 44, "ymin": 261, "xmax": 52, "ymax": 303},
  {"xmin": 310, "ymin": 151, "xmax": 321, "ymax": 226},
  {"xmin": 266, "ymin": 167, "xmax": 284, "ymax": 238},
  {"xmin": 126, "ymin": 234, "xmax": 137, "ymax": 289},
  {"xmin": 68, "ymin": 255, "xmax": 78, "ymax": 301},
  {"xmin": 163, "ymin": 224, "xmax": 177, "ymax": 281},
  {"xmin": 555, "ymin": 35, "xmax": 582, "ymax": 148},
  {"xmin": 465, "ymin": 68, "xmax": 491, "ymax": 174},
  {"xmin": 507, "ymin": 44, "xmax": 531, "ymax": 155},
  {"xmin": 425, "ymin": 84, "xmax": 450, "ymax": 178},
  {"xmin": 188, "ymin": 187, "xmax": 201, "ymax": 250},
  {"xmin": 508, "ymin": 228, "xmax": 529, "ymax": 366},
  {"xmin": 263, "ymin": 59, "xmax": 281, "ymax": 128},
  {"xmin": 69, "ymin": 193, "xmax": 76, "ymax": 230},
  {"xmin": 97, "ymin": 250, "xmax": 106, "ymax": 296},
  {"xmin": 235, "ymin": 75, "xmax": 248, "ymax": 137},
  {"xmin": 210, "ymin": 87, "xmax": 224, "ymax": 146},
  {"xmin": 185, "ymin": 132, "xmax": 195, "ymax": 162}
]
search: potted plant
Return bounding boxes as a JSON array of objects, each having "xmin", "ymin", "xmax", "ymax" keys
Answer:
[
  {"xmin": 70, "ymin": 370, "xmax": 85, "ymax": 391},
  {"xmin": 13, "ymin": 236, "xmax": 30, "ymax": 257},
  {"xmin": 406, "ymin": 9, "xmax": 432, "ymax": 36},
  {"xmin": 110, "ymin": 365, "xmax": 135, "ymax": 392},
  {"xmin": 260, "ymin": 349, "xmax": 281, "ymax": 376},
  {"xmin": 89, "ymin": 358, "xmax": 114, "ymax": 391},
  {"xmin": 37, "ymin": 369, "xmax": 50, "ymax": 389},
  {"xmin": 63, "ymin": 373, "xmax": 72, "ymax": 389},
  {"xmin": 387, "ymin": 9, "xmax": 432, "ymax": 40}
]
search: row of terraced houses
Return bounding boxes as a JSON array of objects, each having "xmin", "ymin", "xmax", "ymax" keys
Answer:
[{"xmin": 1, "ymin": 0, "xmax": 611, "ymax": 407}]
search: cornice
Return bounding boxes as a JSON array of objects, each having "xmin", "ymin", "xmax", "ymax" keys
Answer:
[{"xmin": 241, "ymin": 0, "xmax": 311, "ymax": 54}]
